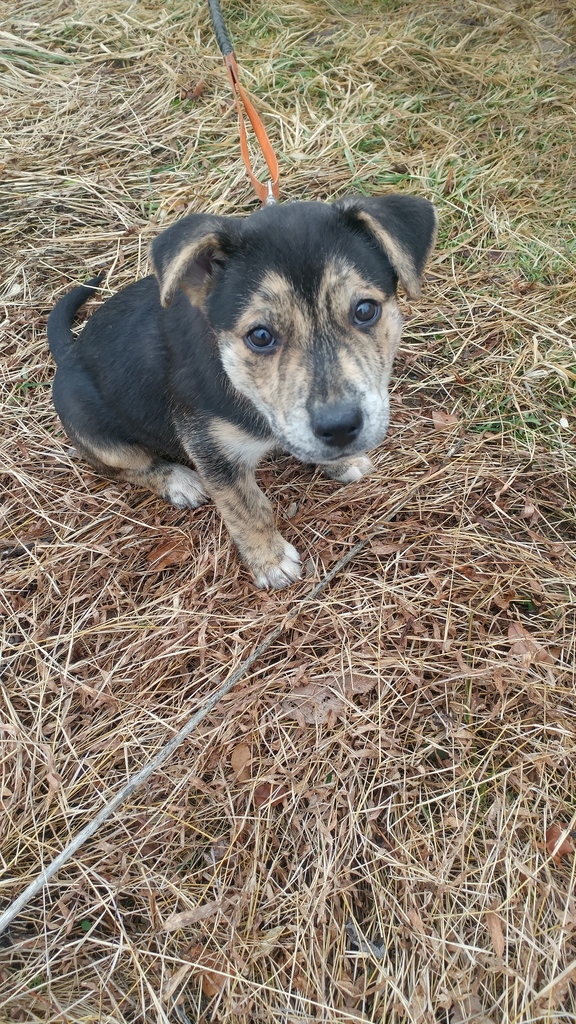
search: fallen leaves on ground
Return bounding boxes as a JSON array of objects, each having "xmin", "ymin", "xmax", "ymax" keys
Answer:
[
  {"xmin": 253, "ymin": 782, "xmax": 290, "ymax": 808},
  {"xmin": 431, "ymin": 409, "xmax": 459, "ymax": 429},
  {"xmin": 485, "ymin": 908, "xmax": 505, "ymax": 957},
  {"xmin": 545, "ymin": 823, "xmax": 575, "ymax": 865},
  {"xmin": 507, "ymin": 622, "xmax": 555, "ymax": 665},
  {"xmin": 534, "ymin": 961, "xmax": 576, "ymax": 1013},
  {"xmin": 230, "ymin": 742, "xmax": 251, "ymax": 781},
  {"xmin": 162, "ymin": 899, "xmax": 226, "ymax": 933},
  {"xmin": 146, "ymin": 538, "xmax": 190, "ymax": 569},
  {"xmin": 279, "ymin": 671, "xmax": 378, "ymax": 726},
  {"xmin": 161, "ymin": 945, "xmax": 228, "ymax": 1001},
  {"xmin": 450, "ymin": 993, "xmax": 496, "ymax": 1024}
]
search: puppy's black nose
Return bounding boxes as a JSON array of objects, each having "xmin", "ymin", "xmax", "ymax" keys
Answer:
[{"xmin": 311, "ymin": 402, "xmax": 363, "ymax": 448}]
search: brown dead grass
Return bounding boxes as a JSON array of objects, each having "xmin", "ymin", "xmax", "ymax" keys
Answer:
[{"xmin": 1, "ymin": 0, "xmax": 575, "ymax": 1021}]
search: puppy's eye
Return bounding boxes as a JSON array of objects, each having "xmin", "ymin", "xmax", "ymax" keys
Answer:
[
  {"xmin": 352, "ymin": 300, "xmax": 381, "ymax": 327},
  {"xmin": 244, "ymin": 326, "xmax": 280, "ymax": 352}
]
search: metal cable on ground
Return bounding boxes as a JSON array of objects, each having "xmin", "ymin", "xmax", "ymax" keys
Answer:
[{"xmin": 0, "ymin": 461, "xmax": 454, "ymax": 938}]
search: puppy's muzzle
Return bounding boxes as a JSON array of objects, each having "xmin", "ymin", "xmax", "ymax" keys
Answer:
[{"xmin": 310, "ymin": 401, "xmax": 364, "ymax": 450}]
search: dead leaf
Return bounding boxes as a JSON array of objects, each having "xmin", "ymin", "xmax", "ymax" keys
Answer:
[
  {"xmin": 493, "ymin": 590, "xmax": 516, "ymax": 610},
  {"xmin": 305, "ymin": 24, "xmax": 341, "ymax": 44},
  {"xmin": 280, "ymin": 684, "xmax": 344, "ymax": 726},
  {"xmin": 451, "ymin": 994, "xmax": 496, "ymax": 1023},
  {"xmin": 251, "ymin": 925, "xmax": 285, "ymax": 957},
  {"xmin": 180, "ymin": 79, "xmax": 205, "ymax": 100},
  {"xmin": 46, "ymin": 772, "xmax": 61, "ymax": 791},
  {"xmin": 279, "ymin": 672, "xmax": 377, "ymax": 725},
  {"xmin": 326, "ymin": 708, "xmax": 338, "ymax": 729},
  {"xmin": 178, "ymin": 946, "xmax": 228, "ymax": 998},
  {"xmin": 162, "ymin": 961, "xmax": 195, "ymax": 1002},
  {"xmin": 371, "ymin": 541, "xmax": 402, "ymax": 555},
  {"xmin": 521, "ymin": 502, "xmax": 537, "ymax": 519},
  {"xmin": 201, "ymin": 974, "xmax": 220, "ymax": 997},
  {"xmin": 443, "ymin": 814, "xmax": 461, "ymax": 829},
  {"xmin": 431, "ymin": 409, "xmax": 459, "ymax": 430},
  {"xmin": 342, "ymin": 671, "xmax": 378, "ymax": 694},
  {"xmin": 408, "ymin": 907, "xmax": 426, "ymax": 936},
  {"xmin": 545, "ymin": 823, "xmax": 575, "ymax": 865},
  {"xmin": 507, "ymin": 622, "xmax": 554, "ymax": 665},
  {"xmin": 200, "ymin": 953, "xmax": 227, "ymax": 997},
  {"xmin": 493, "ymin": 668, "xmax": 505, "ymax": 696},
  {"xmin": 162, "ymin": 900, "xmax": 223, "ymax": 932},
  {"xmin": 457, "ymin": 564, "xmax": 489, "ymax": 582},
  {"xmin": 336, "ymin": 974, "xmax": 365, "ymax": 998},
  {"xmin": 253, "ymin": 782, "xmax": 290, "ymax": 808},
  {"xmin": 443, "ymin": 166, "xmax": 455, "ymax": 194},
  {"xmin": 535, "ymin": 960, "xmax": 576, "ymax": 1010},
  {"xmin": 407, "ymin": 981, "xmax": 428, "ymax": 1023},
  {"xmin": 230, "ymin": 743, "xmax": 251, "ymax": 777},
  {"xmin": 485, "ymin": 909, "xmax": 505, "ymax": 957},
  {"xmin": 146, "ymin": 538, "xmax": 190, "ymax": 570}
]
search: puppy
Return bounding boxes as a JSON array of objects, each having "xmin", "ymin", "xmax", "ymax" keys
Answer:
[{"xmin": 48, "ymin": 195, "xmax": 437, "ymax": 588}]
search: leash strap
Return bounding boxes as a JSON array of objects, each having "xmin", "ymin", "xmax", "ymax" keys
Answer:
[{"xmin": 207, "ymin": 0, "xmax": 280, "ymax": 203}]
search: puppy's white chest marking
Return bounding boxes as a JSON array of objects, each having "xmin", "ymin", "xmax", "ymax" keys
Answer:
[{"xmin": 209, "ymin": 418, "xmax": 275, "ymax": 468}]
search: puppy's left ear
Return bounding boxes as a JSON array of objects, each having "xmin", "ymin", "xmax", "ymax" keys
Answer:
[
  {"xmin": 151, "ymin": 214, "xmax": 240, "ymax": 308},
  {"xmin": 335, "ymin": 194, "xmax": 438, "ymax": 299}
]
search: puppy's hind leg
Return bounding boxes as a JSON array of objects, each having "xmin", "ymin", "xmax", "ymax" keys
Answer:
[
  {"xmin": 129, "ymin": 460, "xmax": 210, "ymax": 509},
  {"xmin": 74, "ymin": 440, "xmax": 209, "ymax": 509}
]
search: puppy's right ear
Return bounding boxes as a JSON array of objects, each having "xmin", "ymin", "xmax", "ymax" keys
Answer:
[
  {"xmin": 335, "ymin": 194, "xmax": 437, "ymax": 299},
  {"xmin": 151, "ymin": 215, "xmax": 238, "ymax": 308}
]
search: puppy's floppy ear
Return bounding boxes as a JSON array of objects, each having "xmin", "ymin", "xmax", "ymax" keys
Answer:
[
  {"xmin": 336, "ymin": 194, "xmax": 438, "ymax": 299},
  {"xmin": 151, "ymin": 214, "xmax": 239, "ymax": 308}
]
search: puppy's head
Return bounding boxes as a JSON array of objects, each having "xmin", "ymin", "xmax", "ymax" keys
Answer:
[{"xmin": 151, "ymin": 195, "xmax": 437, "ymax": 463}]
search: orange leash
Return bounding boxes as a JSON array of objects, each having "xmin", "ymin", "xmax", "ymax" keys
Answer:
[
  {"xmin": 207, "ymin": 0, "xmax": 280, "ymax": 204},
  {"xmin": 224, "ymin": 53, "xmax": 279, "ymax": 204}
]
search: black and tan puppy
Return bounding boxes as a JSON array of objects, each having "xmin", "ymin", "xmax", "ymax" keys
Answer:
[{"xmin": 48, "ymin": 195, "xmax": 437, "ymax": 588}]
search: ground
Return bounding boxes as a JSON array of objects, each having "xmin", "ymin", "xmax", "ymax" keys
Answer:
[{"xmin": 1, "ymin": 0, "xmax": 575, "ymax": 1021}]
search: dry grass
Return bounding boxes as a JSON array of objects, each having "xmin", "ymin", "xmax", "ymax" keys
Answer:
[{"xmin": 1, "ymin": 0, "xmax": 576, "ymax": 1020}]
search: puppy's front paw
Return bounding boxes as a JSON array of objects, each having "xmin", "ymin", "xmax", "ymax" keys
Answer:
[
  {"xmin": 322, "ymin": 454, "xmax": 375, "ymax": 484},
  {"xmin": 164, "ymin": 466, "xmax": 209, "ymax": 509},
  {"xmin": 253, "ymin": 539, "xmax": 302, "ymax": 590}
]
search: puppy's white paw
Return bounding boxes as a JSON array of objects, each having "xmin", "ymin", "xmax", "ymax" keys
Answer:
[
  {"xmin": 254, "ymin": 541, "xmax": 302, "ymax": 590},
  {"xmin": 164, "ymin": 466, "xmax": 209, "ymax": 509},
  {"xmin": 323, "ymin": 454, "xmax": 375, "ymax": 484}
]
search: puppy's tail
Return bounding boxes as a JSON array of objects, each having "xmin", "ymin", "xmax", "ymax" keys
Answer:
[{"xmin": 47, "ymin": 276, "xmax": 103, "ymax": 364}]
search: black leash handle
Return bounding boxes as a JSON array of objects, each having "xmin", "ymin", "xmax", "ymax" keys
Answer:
[{"xmin": 207, "ymin": 0, "xmax": 234, "ymax": 56}]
